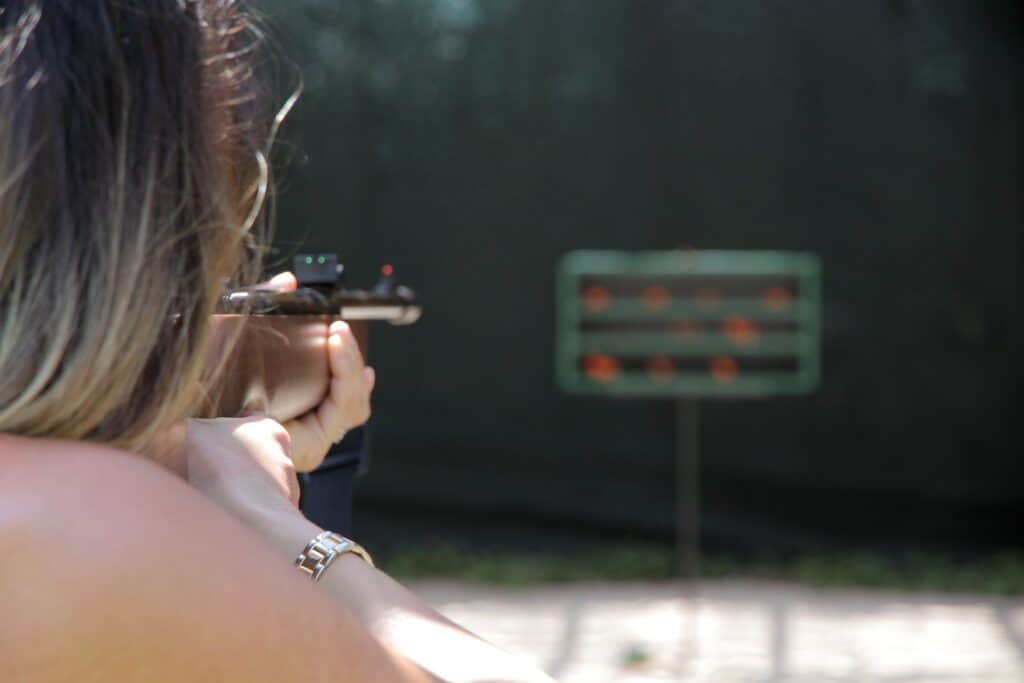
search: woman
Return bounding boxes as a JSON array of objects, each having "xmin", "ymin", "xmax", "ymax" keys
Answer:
[{"xmin": 0, "ymin": 3, "xmax": 555, "ymax": 681}]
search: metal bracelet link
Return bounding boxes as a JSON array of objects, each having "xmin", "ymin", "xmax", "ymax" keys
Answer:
[{"xmin": 295, "ymin": 530, "xmax": 374, "ymax": 582}]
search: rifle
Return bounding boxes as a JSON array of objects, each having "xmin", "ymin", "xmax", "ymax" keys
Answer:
[
  {"xmin": 202, "ymin": 253, "xmax": 421, "ymax": 534},
  {"xmin": 203, "ymin": 253, "xmax": 420, "ymax": 422}
]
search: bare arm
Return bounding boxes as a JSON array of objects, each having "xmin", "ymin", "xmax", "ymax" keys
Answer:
[
  {"xmin": 181, "ymin": 415, "xmax": 557, "ymax": 683},
  {"xmin": 0, "ymin": 438, "xmax": 435, "ymax": 683},
  {"xmin": 0, "ymin": 346, "xmax": 558, "ymax": 682},
  {"xmin": 260, "ymin": 510, "xmax": 557, "ymax": 683},
  {"xmin": 181, "ymin": 309, "xmax": 557, "ymax": 683}
]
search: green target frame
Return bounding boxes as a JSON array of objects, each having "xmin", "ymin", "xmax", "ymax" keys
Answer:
[{"xmin": 556, "ymin": 250, "xmax": 823, "ymax": 398}]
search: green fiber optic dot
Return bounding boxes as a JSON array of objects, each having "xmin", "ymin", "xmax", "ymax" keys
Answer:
[
  {"xmin": 305, "ymin": 256, "xmax": 313, "ymax": 265},
  {"xmin": 318, "ymin": 256, "xmax": 326, "ymax": 264}
]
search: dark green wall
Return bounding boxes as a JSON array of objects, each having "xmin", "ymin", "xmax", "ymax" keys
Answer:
[{"xmin": 260, "ymin": 0, "xmax": 1022, "ymax": 549}]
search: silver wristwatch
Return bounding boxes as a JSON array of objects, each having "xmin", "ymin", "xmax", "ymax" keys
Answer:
[{"xmin": 295, "ymin": 530, "xmax": 374, "ymax": 582}]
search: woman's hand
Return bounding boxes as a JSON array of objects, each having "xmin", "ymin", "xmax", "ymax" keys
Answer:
[
  {"xmin": 184, "ymin": 414, "xmax": 321, "ymax": 557},
  {"xmin": 284, "ymin": 320, "xmax": 375, "ymax": 472},
  {"xmin": 261, "ymin": 272, "xmax": 376, "ymax": 473},
  {"xmin": 185, "ymin": 415, "xmax": 298, "ymax": 513}
]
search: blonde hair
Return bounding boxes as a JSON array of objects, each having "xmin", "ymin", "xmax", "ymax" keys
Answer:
[{"xmin": 0, "ymin": 2, "xmax": 274, "ymax": 453}]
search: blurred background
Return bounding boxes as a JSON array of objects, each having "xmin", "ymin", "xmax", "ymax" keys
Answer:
[{"xmin": 257, "ymin": 1, "xmax": 1022, "ymax": 679}]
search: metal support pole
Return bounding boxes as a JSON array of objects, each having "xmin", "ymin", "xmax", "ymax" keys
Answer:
[{"xmin": 675, "ymin": 398, "xmax": 701, "ymax": 578}]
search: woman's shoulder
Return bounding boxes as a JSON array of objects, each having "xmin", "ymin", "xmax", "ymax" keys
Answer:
[
  {"xmin": 0, "ymin": 436, "xmax": 194, "ymax": 677},
  {"xmin": 1, "ymin": 431, "xmax": 160, "ymax": 481},
  {"xmin": 0, "ymin": 434, "xmax": 368, "ymax": 681},
  {"xmin": 0, "ymin": 434, "xmax": 230, "ymax": 581},
  {"xmin": 0, "ymin": 434, "xmax": 164, "ymax": 530},
  {"xmin": 0, "ymin": 434, "xmax": 188, "ymax": 541}
]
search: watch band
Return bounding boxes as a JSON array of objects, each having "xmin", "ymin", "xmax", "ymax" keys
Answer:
[{"xmin": 295, "ymin": 530, "xmax": 374, "ymax": 582}]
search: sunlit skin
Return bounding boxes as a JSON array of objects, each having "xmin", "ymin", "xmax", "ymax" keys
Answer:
[
  {"xmin": 0, "ymin": 433, "xmax": 432, "ymax": 683},
  {"xmin": 330, "ymin": 558, "xmax": 556, "ymax": 683}
]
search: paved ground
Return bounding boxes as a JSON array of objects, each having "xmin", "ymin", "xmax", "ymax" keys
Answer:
[{"xmin": 410, "ymin": 579, "xmax": 1024, "ymax": 682}]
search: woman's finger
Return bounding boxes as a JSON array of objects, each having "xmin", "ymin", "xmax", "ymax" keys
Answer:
[
  {"xmin": 329, "ymin": 321, "xmax": 362, "ymax": 363},
  {"xmin": 285, "ymin": 318, "xmax": 374, "ymax": 472},
  {"xmin": 283, "ymin": 415, "xmax": 330, "ymax": 473},
  {"xmin": 327, "ymin": 323, "xmax": 364, "ymax": 378},
  {"xmin": 261, "ymin": 271, "xmax": 298, "ymax": 292}
]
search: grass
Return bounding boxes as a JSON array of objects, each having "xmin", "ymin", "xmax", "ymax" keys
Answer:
[
  {"xmin": 383, "ymin": 543, "xmax": 675, "ymax": 585},
  {"xmin": 378, "ymin": 543, "xmax": 1024, "ymax": 595}
]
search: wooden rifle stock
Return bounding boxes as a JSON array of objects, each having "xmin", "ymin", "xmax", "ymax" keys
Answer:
[
  {"xmin": 202, "ymin": 315, "xmax": 356, "ymax": 422},
  {"xmin": 199, "ymin": 263, "xmax": 420, "ymax": 422}
]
